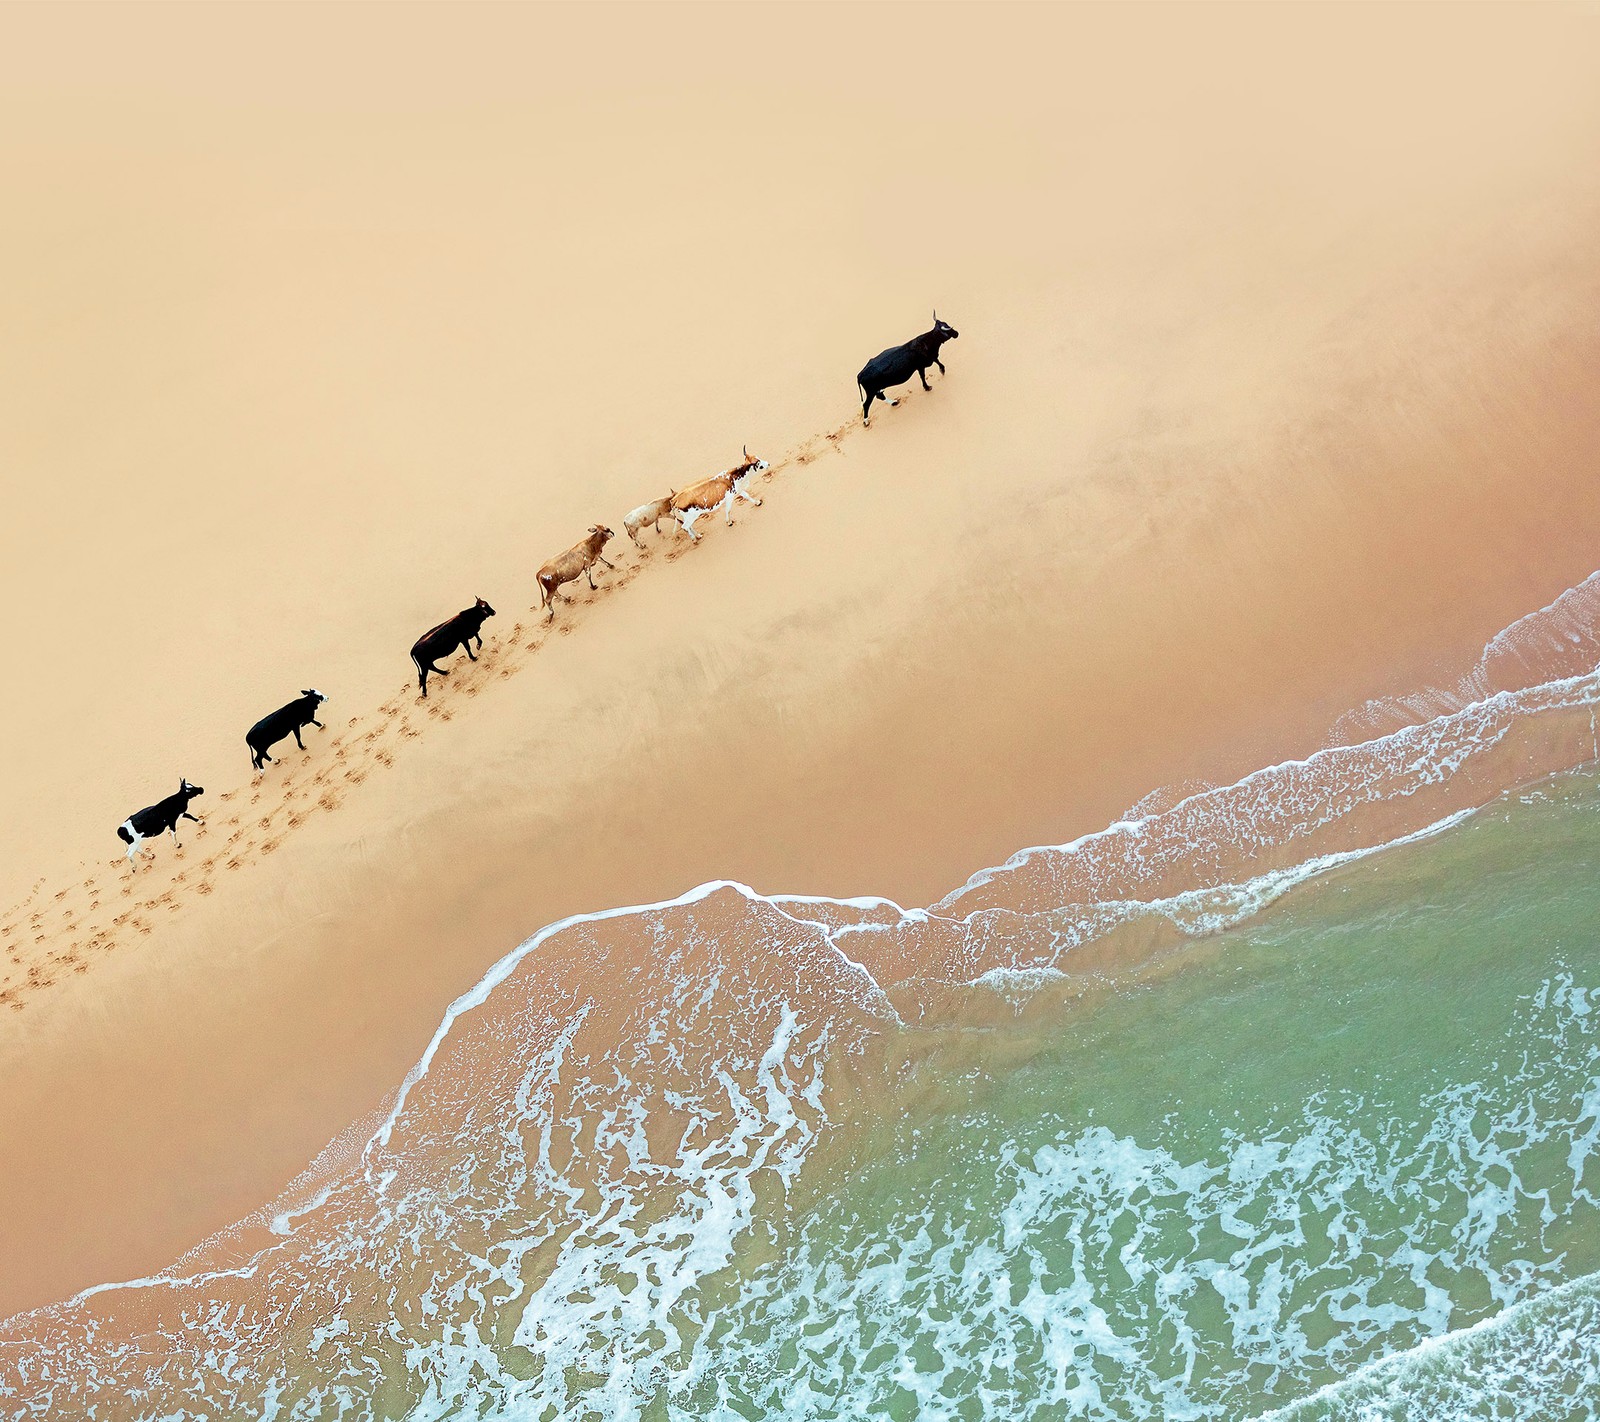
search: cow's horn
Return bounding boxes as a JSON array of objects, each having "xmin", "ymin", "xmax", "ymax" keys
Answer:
[{"xmin": 743, "ymin": 444, "xmax": 750, "ymax": 459}]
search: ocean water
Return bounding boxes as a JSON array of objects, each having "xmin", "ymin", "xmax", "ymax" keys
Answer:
[
  {"xmin": 696, "ymin": 772, "xmax": 1600, "ymax": 1421},
  {"xmin": 3, "ymin": 580, "xmax": 1600, "ymax": 1419}
]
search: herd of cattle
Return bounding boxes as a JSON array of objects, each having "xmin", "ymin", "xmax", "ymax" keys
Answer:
[{"xmin": 114, "ymin": 314, "xmax": 961, "ymax": 863}]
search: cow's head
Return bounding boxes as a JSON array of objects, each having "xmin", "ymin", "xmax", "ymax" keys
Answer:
[
  {"xmin": 589, "ymin": 524, "xmax": 615, "ymax": 545},
  {"xmin": 302, "ymin": 689, "xmax": 327, "ymax": 707},
  {"xmin": 475, "ymin": 597, "xmax": 497, "ymax": 618},
  {"xmin": 180, "ymin": 777, "xmax": 204, "ymax": 798},
  {"xmin": 932, "ymin": 310, "xmax": 959, "ymax": 342},
  {"xmin": 737, "ymin": 444, "xmax": 770, "ymax": 477}
]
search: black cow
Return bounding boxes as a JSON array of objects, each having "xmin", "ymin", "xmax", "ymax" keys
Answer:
[
  {"xmin": 411, "ymin": 597, "xmax": 496, "ymax": 697},
  {"xmin": 116, "ymin": 778, "xmax": 205, "ymax": 863},
  {"xmin": 247, "ymin": 689, "xmax": 328, "ymax": 771},
  {"xmin": 857, "ymin": 311, "xmax": 960, "ymax": 425}
]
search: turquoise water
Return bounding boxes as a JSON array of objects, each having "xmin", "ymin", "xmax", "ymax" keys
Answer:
[{"xmin": 687, "ymin": 771, "xmax": 1600, "ymax": 1420}]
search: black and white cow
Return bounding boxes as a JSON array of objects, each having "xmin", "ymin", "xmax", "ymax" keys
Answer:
[
  {"xmin": 247, "ymin": 689, "xmax": 328, "ymax": 771},
  {"xmin": 857, "ymin": 312, "xmax": 960, "ymax": 425},
  {"xmin": 116, "ymin": 778, "xmax": 205, "ymax": 863}
]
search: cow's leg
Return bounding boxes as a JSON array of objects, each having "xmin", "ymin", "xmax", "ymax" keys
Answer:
[
  {"xmin": 735, "ymin": 483, "xmax": 762, "ymax": 507},
  {"xmin": 586, "ymin": 566, "xmax": 597, "ymax": 589},
  {"xmin": 862, "ymin": 388, "xmax": 874, "ymax": 424},
  {"xmin": 935, "ymin": 357, "xmax": 946, "ymax": 375},
  {"xmin": 678, "ymin": 510, "xmax": 702, "ymax": 542},
  {"xmin": 918, "ymin": 367, "xmax": 932, "ymax": 392},
  {"xmin": 598, "ymin": 554, "xmax": 615, "ymax": 570},
  {"xmin": 311, "ymin": 717, "xmax": 325, "ymax": 728},
  {"xmin": 169, "ymin": 825, "xmax": 182, "ymax": 849},
  {"xmin": 474, "ymin": 634, "xmax": 484, "ymax": 650},
  {"xmin": 293, "ymin": 728, "xmax": 306, "ymax": 750},
  {"xmin": 124, "ymin": 833, "xmax": 142, "ymax": 864},
  {"xmin": 182, "ymin": 811, "xmax": 204, "ymax": 825}
]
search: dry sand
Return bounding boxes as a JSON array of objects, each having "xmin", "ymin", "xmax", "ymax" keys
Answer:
[{"xmin": 3, "ymin": 3, "xmax": 1600, "ymax": 1318}]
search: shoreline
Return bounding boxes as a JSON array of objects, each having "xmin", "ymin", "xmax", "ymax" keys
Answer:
[
  {"xmin": 4, "ymin": 654, "xmax": 1597, "ymax": 1369},
  {"xmin": 9, "ymin": 531, "xmax": 1600, "ymax": 1318}
]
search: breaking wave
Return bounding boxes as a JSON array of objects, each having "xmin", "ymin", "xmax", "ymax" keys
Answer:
[
  {"xmin": 1259, "ymin": 1270, "xmax": 1600, "ymax": 1421},
  {"xmin": 1328, "ymin": 570, "xmax": 1600, "ymax": 746}
]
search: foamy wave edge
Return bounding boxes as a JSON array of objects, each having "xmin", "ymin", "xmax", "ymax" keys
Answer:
[{"xmin": 1256, "ymin": 1267, "xmax": 1600, "ymax": 1421}]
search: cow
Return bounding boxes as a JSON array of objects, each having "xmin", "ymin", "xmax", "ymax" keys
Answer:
[
  {"xmin": 538, "ymin": 526, "xmax": 615, "ymax": 619},
  {"xmin": 247, "ymin": 689, "xmax": 328, "ymax": 772},
  {"xmin": 411, "ymin": 597, "xmax": 496, "ymax": 697},
  {"xmin": 857, "ymin": 311, "xmax": 960, "ymax": 425},
  {"xmin": 623, "ymin": 491, "xmax": 678, "ymax": 547},
  {"xmin": 116, "ymin": 778, "xmax": 205, "ymax": 863},
  {"xmin": 669, "ymin": 447, "xmax": 770, "ymax": 542}
]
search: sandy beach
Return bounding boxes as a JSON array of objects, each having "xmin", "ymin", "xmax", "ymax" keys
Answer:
[{"xmin": 3, "ymin": 1, "xmax": 1600, "ymax": 1328}]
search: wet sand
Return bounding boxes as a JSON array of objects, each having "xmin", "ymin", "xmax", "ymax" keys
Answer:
[{"xmin": 3, "ymin": 3, "xmax": 1600, "ymax": 1318}]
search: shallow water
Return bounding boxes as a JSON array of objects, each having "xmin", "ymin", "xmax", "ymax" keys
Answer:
[{"xmin": 696, "ymin": 772, "xmax": 1600, "ymax": 1421}]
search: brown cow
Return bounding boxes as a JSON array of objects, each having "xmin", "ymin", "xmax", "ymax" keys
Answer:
[
  {"xmin": 538, "ymin": 525, "xmax": 615, "ymax": 619},
  {"xmin": 670, "ymin": 447, "xmax": 770, "ymax": 542}
]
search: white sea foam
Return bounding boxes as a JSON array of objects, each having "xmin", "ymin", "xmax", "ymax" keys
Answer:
[
  {"xmin": 665, "ymin": 973, "xmax": 1600, "ymax": 1421},
  {"xmin": 942, "ymin": 661, "xmax": 1600, "ymax": 926},
  {"xmin": 1258, "ymin": 1268, "xmax": 1600, "ymax": 1421},
  {"xmin": 1328, "ymin": 570, "xmax": 1600, "ymax": 746}
]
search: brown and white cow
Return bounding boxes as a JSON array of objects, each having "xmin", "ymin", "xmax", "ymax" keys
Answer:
[
  {"xmin": 669, "ymin": 447, "xmax": 770, "ymax": 542},
  {"xmin": 537, "ymin": 525, "xmax": 615, "ymax": 619}
]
